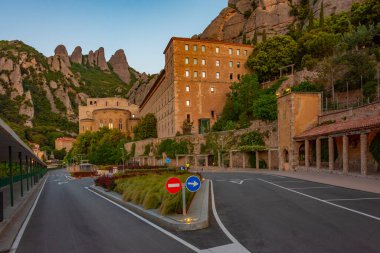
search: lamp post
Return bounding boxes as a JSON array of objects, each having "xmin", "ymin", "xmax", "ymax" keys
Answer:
[{"xmin": 120, "ymin": 148, "xmax": 125, "ymax": 171}]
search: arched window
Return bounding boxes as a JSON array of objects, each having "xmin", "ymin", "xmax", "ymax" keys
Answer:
[
  {"xmin": 108, "ymin": 119, "xmax": 113, "ymax": 129},
  {"xmin": 99, "ymin": 119, "xmax": 103, "ymax": 128},
  {"xmin": 118, "ymin": 119, "xmax": 123, "ymax": 130}
]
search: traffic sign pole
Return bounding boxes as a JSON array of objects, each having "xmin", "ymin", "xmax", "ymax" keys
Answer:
[{"xmin": 182, "ymin": 184, "xmax": 186, "ymax": 216}]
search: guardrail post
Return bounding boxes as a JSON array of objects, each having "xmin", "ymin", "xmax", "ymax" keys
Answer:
[
  {"xmin": 26, "ymin": 155, "xmax": 29, "ymax": 191},
  {"xmin": 9, "ymin": 146, "xmax": 14, "ymax": 207},
  {"xmin": 19, "ymin": 152, "xmax": 23, "ymax": 197}
]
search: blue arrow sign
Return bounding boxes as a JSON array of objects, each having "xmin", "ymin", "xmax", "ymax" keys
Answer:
[
  {"xmin": 165, "ymin": 158, "xmax": 171, "ymax": 164},
  {"xmin": 185, "ymin": 176, "xmax": 201, "ymax": 192}
]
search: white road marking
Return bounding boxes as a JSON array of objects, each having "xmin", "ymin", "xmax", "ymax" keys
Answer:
[
  {"xmin": 86, "ymin": 187, "xmax": 200, "ymax": 252},
  {"xmin": 289, "ymin": 186, "xmax": 334, "ymax": 190},
  {"xmin": 326, "ymin": 197, "xmax": 380, "ymax": 202},
  {"xmin": 229, "ymin": 180, "xmax": 244, "ymax": 185},
  {"xmin": 58, "ymin": 181, "xmax": 68, "ymax": 185},
  {"xmin": 258, "ymin": 178, "xmax": 380, "ymax": 221},
  {"xmin": 10, "ymin": 177, "xmax": 48, "ymax": 253},
  {"xmin": 199, "ymin": 243, "xmax": 249, "ymax": 253},
  {"xmin": 210, "ymin": 181, "xmax": 250, "ymax": 252}
]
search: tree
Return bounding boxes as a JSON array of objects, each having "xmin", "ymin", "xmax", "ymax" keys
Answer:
[
  {"xmin": 53, "ymin": 149, "xmax": 67, "ymax": 160},
  {"xmin": 181, "ymin": 120, "xmax": 193, "ymax": 135},
  {"xmin": 251, "ymin": 94, "xmax": 278, "ymax": 122},
  {"xmin": 133, "ymin": 113, "xmax": 157, "ymax": 140},
  {"xmin": 247, "ymin": 35, "xmax": 297, "ymax": 82}
]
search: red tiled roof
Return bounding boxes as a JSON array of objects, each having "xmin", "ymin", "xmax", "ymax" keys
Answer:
[{"xmin": 295, "ymin": 116, "xmax": 380, "ymax": 139}]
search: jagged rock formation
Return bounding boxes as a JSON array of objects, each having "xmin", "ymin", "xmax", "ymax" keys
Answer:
[
  {"xmin": 127, "ymin": 71, "xmax": 158, "ymax": 105},
  {"xmin": 70, "ymin": 46, "xmax": 82, "ymax": 64},
  {"xmin": 200, "ymin": 0, "xmax": 363, "ymax": 43},
  {"xmin": 94, "ymin": 47, "xmax": 109, "ymax": 71},
  {"xmin": 109, "ymin": 49, "xmax": 130, "ymax": 83},
  {"xmin": 54, "ymin": 45, "xmax": 71, "ymax": 67}
]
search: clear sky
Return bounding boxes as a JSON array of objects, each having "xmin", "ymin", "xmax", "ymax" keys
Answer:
[{"xmin": 0, "ymin": 0, "xmax": 226, "ymax": 74}]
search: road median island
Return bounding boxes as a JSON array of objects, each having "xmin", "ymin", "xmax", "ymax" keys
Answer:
[{"xmin": 89, "ymin": 171, "xmax": 209, "ymax": 231}]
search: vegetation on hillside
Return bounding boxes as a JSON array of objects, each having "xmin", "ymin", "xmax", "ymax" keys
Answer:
[
  {"xmin": 156, "ymin": 139, "xmax": 192, "ymax": 158},
  {"xmin": 212, "ymin": 75, "xmax": 284, "ymax": 131},
  {"xmin": 70, "ymin": 63, "xmax": 131, "ymax": 98}
]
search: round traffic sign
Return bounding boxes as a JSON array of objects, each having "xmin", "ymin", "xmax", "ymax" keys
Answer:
[
  {"xmin": 166, "ymin": 177, "xmax": 182, "ymax": 194},
  {"xmin": 185, "ymin": 176, "xmax": 201, "ymax": 192}
]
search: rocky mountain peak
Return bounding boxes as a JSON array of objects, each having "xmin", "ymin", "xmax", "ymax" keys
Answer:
[
  {"xmin": 70, "ymin": 46, "xmax": 82, "ymax": 64},
  {"xmin": 94, "ymin": 47, "xmax": 109, "ymax": 71},
  {"xmin": 54, "ymin": 44, "xmax": 71, "ymax": 67},
  {"xmin": 109, "ymin": 49, "xmax": 130, "ymax": 83}
]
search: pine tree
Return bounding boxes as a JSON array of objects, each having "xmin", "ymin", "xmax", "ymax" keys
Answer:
[
  {"xmin": 252, "ymin": 31, "xmax": 258, "ymax": 45},
  {"xmin": 308, "ymin": 8, "xmax": 314, "ymax": 30},
  {"xmin": 262, "ymin": 29, "xmax": 267, "ymax": 42}
]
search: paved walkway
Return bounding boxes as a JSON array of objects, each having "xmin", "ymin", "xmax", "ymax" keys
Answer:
[{"xmin": 193, "ymin": 167, "xmax": 380, "ymax": 194}]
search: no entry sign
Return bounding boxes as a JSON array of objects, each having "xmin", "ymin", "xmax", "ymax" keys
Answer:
[{"xmin": 166, "ymin": 177, "xmax": 182, "ymax": 194}]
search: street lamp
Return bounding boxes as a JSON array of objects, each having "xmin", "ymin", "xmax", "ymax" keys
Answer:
[{"xmin": 120, "ymin": 148, "xmax": 125, "ymax": 171}]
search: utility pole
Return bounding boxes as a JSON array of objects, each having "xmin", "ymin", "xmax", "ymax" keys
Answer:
[{"xmin": 120, "ymin": 147, "xmax": 125, "ymax": 171}]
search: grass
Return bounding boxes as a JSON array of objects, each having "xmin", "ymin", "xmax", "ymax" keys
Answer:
[{"xmin": 113, "ymin": 171, "xmax": 200, "ymax": 215}]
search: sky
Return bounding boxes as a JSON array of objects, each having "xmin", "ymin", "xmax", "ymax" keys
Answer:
[{"xmin": 0, "ymin": 0, "xmax": 226, "ymax": 74}]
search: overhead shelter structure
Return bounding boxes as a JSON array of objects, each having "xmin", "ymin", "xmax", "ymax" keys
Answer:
[{"xmin": 0, "ymin": 118, "xmax": 46, "ymax": 222}]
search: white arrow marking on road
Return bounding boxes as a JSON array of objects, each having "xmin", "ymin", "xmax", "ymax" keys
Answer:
[
  {"xmin": 187, "ymin": 181, "xmax": 199, "ymax": 187},
  {"xmin": 229, "ymin": 180, "xmax": 244, "ymax": 184},
  {"xmin": 58, "ymin": 181, "xmax": 68, "ymax": 185},
  {"xmin": 168, "ymin": 183, "xmax": 180, "ymax": 188}
]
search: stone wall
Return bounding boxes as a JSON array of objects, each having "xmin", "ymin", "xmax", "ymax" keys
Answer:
[{"xmin": 319, "ymin": 101, "xmax": 380, "ymax": 124}]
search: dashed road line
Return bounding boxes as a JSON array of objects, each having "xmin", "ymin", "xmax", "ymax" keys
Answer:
[{"xmin": 257, "ymin": 178, "xmax": 380, "ymax": 221}]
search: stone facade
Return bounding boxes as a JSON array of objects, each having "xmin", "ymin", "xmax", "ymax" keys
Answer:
[
  {"xmin": 78, "ymin": 97, "xmax": 140, "ymax": 137},
  {"xmin": 140, "ymin": 37, "xmax": 253, "ymax": 138},
  {"xmin": 55, "ymin": 137, "xmax": 76, "ymax": 151}
]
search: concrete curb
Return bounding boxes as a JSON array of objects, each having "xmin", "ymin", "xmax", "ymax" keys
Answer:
[
  {"xmin": 89, "ymin": 179, "xmax": 209, "ymax": 231},
  {"xmin": 0, "ymin": 176, "xmax": 47, "ymax": 253}
]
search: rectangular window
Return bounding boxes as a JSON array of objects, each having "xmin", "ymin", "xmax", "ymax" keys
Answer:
[
  {"xmin": 229, "ymin": 61, "xmax": 233, "ymax": 68},
  {"xmin": 194, "ymin": 71, "xmax": 198, "ymax": 78},
  {"xmin": 186, "ymin": 114, "xmax": 191, "ymax": 122},
  {"xmin": 211, "ymin": 110, "xmax": 215, "ymax": 119},
  {"xmin": 216, "ymin": 60, "xmax": 220, "ymax": 67},
  {"xmin": 186, "ymin": 85, "xmax": 190, "ymax": 92},
  {"xmin": 244, "ymin": 50, "xmax": 248, "ymax": 56},
  {"xmin": 230, "ymin": 73, "xmax": 233, "ymax": 80},
  {"xmin": 237, "ymin": 74, "xmax": 241, "ymax": 80},
  {"xmin": 193, "ymin": 45, "xmax": 197, "ymax": 52},
  {"xmin": 237, "ymin": 62, "xmax": 240, "ymax": 68},
  {"xmin": 185, "ymin": 44, "xmax": 189, "ymax": 51},
  {"xmin": 193, "ymin": 58, "xmax": 198, "ymax": 65},
  {"xmin": 202, "ymin": 71, "xmax": 206, "ymax": 78},
  {"xmin": 229, "ymin": 48, "xmax": 232, "ymax": 55},
  {"xmin": 210, "ymin": 87, "xmax": 215, "ymax": 93},
  {"xmin": 237, "ymin": 49, "xmax": 240, "ymax": 55},
  {"xmin": 186, "ymin": 100, "xmax": 190, "ymax": 107},
  {"xmin": 185, "ymin": 58, "xmax": 189, "ymax": 64},
  {"xmin": 216, "ymin": 47, "xmax": 220, "ymax": 53},
  {"xmin": 185, "ymin": 70, "xmax": 190, "ymax": 77},
  {"xmin": 201, "ymin": 45, "xmax": 205, "ymax": 52},
  {"xmin": 202, "ymin": 59, "xmax": 206, "ymax": 65},
  {"xmin": 216, "ymin": 72, "xmax": 220, "ymax": 79}
]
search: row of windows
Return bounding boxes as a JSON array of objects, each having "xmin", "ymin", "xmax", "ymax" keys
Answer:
[
  {"xmin": 185, "ymin": 85, "xmax": 215, "ymax": 93},
  {"xmin": 185, "ymin": 70, "xmax": 241, "ymax": 80},
  {"xmin": 184, "ymin": 58, "xmax": 241, "ymax": 68},
  {"xmin": 184, "ymin": 44, "xmax": 248, "ymax": 56}
]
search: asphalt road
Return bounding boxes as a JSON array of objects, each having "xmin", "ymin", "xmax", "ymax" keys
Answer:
[
  {"xmin": 15, "ymin": 169, "xmax": 380, "ymax": 253},
  {"xmin": 16, "ymin": 169, "xmax": 196, "ymax": 253},
  {"xmin": 203, "ymin": 172, "xmax": 380, "ymax": 253}
]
